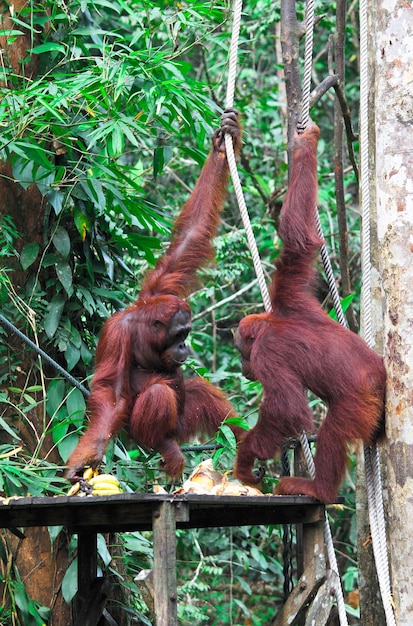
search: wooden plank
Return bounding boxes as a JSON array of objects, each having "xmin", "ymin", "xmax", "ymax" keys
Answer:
[
  {"xmin": 0, "ymin": 494, "xmax": 324, "ymax": 533},
  {"xmin": 76, "ymin": 532, "xmax": 98, "ymax": 617},
  {"xmin": 153, "ymin": 501, "xmax": 178, "ymax": 626},
  {"xmin": 304, "ymin": 570, "xmax": 337, "ymax": 626},
  {"xmin": 272, "ymin": 519, "xmax": 327, "ymax": 625},
  {"xmin": 73, "ymin": 577, "xmax": 112, "ymax": 626}
]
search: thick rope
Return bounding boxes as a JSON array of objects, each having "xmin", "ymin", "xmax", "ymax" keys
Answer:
[
  {"xmin": 316, "ymin": 212, "xmax": 348, "ymax": 327},
  {"xmin": 299, "ymin": 0, "xmax": 315, "ymax": 130},
  {"xmin": 297, "ymin": 2, "xmax": 349, "ymax": 623},
  {"xmin": 359, "ymin": 0, "xmax": 396, "ymax": 621},
  {"xmin": 224, "ymin": 1, "xmax": 347, "ymax": 622},
  {"xmin": 224, "ymin": 0, "xmax": 272, "ymax": 313}
]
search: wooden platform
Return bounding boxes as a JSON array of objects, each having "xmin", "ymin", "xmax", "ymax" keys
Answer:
[
  {"xmin": 0, "ymin": 491, "xmax": 324, "ymax": 532},
  {"xmin": 0, "ymin": 492, "xmax": 334, "ymax": 625}
]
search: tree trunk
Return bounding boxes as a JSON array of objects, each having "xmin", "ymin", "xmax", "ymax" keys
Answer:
[
  {"xmin": 364, "ymin": 1, "xmax": 413, "ymax": 624},
  {"xmin": 356, "ymin": 1, "xmax": 386, "ymax": 621}
]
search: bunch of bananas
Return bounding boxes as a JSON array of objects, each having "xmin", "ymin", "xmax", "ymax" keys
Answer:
[
  {"xmin": 67, "ymin": 467, "xmax": 123, "ymax": 496},
  {"xmin": 88, "ymin": 473, "xmax": 123, "ymax": 496}
]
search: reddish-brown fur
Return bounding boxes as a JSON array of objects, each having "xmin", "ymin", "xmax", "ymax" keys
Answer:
[
  {"xmin": 66, "ymin": 110, "xmax": 242, "ymax": 483},
  {"xmin": 233, "ymin": 121, "xmax": 386, "ymax": 502}
]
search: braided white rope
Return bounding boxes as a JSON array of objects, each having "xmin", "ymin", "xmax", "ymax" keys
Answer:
[
  {"xmin": 316, "ymin": 211, "xmax": 347, "ymax": 328},
  {"xmin": 300, "ymin": 2, "xmax": 348, "ymax": 623},
  {"xmin": 359, "ymin": 0, "xmax": 396, "ymax": 621},
  {"xmin": 224, "ymin": 135, "xmax": 272, "ymax": 312},
  {"xmin": 299, "ymin": 0, "xmax": 315, "ymax": 129},
  {"xmin": 224, "ymin": 0, "xmax": 272, "ymax": 313},
  {"xmin": 224, "ymin": 1, "xmax": 347, "ymax": 622}
]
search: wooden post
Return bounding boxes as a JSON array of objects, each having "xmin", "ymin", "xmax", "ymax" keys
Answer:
[
  {"xmin": 271, "ymin": 514, "xmax": 327, "ymax": 625},
  {"xmin": 152, "ymin": 501, "xmax": 178, "ymax": 626},
  {"xmin": 76, "ymin": 532, "xmax": 98, "ymax": 615}
]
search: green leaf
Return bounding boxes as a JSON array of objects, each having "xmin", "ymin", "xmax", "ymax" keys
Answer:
[
  {"xmin": 62, "ymin": 558, "xmax": 78, "ymax": 604},
  {"xmin": 47, "ymin": 189, "xmax": 65, "ymax": 215},
  {"xmin": 65, "ymin": 342, "xmax": 80, "ymax": 371},
  {"xmin": 66, "ymin": 388, "xmax": 86, "ymax": 419},
  {"xmin": 44, "ymin": 294, "xmax": 65, "ymax": 339},
  {"xmin": 0, "ymin": 416, "xmax": 19, "ymax": 439},
  {"xmin": 235, "ymin": 575, "xmax": 252, "ymax": 595},
  {"xmin": 12, "ymin": 141, "xmax": 53, "ymax": 169},
  {"xmin": 20, "ymin": 242, "xmax": 39, "ymax": 270},
  {"xmin": 250, "ymin": 543, "xmax": 268, "ymax": 570},
  {"xmin": 107, "ymin": 125, "xmax": 125, "ymax": 157},
  {"xmin": 48, "ymin": 525, "xmax": 64, "ymax": 545},
  {"xmin": 46, "ymin": 379, "xmax": 66, "ymax": 417},
  {"xmin": 13, "ymin": 581, "xmax": 31, "ymax": 617},
  {"xmin": 79, "ymin": 178, "xmax": 106, "ymax": 212},
  {"xmin": 55, "ymin": 260, "xmax": 73, "ymax": 293},
  {"xmin": 29, "ymin": 43, "xmax": 66, "ymax": 54},
  {"xmin": 97, "ymin": 534, "xmax": 112, "ymax": 566},
  {"xmin": 217, "ymin": 424, "xmax": 237, "ymax": 451},
  {"xmin": 58, "ymin": 432, "xmax": 79, "ymax": 463},
  {"xmin": 73, "ymin": 206, "xmax": 91, "ymax": 240},
  {"xmin": 153, "ymin": 145, "xmax": 164, "ymax": 179},
  {"xmin": 0, "ymin": 29, "xmax": 24, "ymax": 37},
  {"xmin": 52, "ymin": 417, "xmax": 69, "ymax": 445},
  {"xmin": 52, "ymin": 227, "xmax": 70, "ymax": 259},
  {"xmin": 80, "ymin": 341, "xmax": 93, "ymax": 366}
]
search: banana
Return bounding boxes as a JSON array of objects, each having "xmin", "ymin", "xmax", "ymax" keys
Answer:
[
  {"xmin": 92, "ymin": 482, "xmax": 123, "ymax": 495},
  {"xmin": 67, "ymin": 482, "xmax": 80, "ymax": 496},
  {"xmin": 83, "ymin": 467, "xmax": 97, "ymax": 481},
  {"xmin": 92, "ymin": 488, "xmax": 123, "ymax": 496},
  {"xmin": 89, "ymin": 474, "xmax": 121, "ymax": 488},
  {"xmin": 90, "ymin": 481, "xmax": 122, "ymax": 491}
]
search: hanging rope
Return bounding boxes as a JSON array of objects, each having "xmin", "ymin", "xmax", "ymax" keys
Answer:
[
  {"xmin": 297, "ymin": 2, "xmax": 349, "ymax": 622},
  {"xmin": 299, "ymin": 0, "xmax": 315, "ymax": 131},
  {"xmin": 224, "ymin": 1, "xmax": 347, "ymax": 623},
  {"xmin": 316, "ymin": 212, "xmax": 347, "ymax": 327},
  {"xmin": 224, "ymin": 0, "xmax": 272, "ymax": 314},
  {"xmin": 359, "ymin": 0, "xmax": 396, "ymax": 621}
]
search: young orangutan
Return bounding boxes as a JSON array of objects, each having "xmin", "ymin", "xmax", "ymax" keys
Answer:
[{"xmin": 233, "ymin": 121, "xmax": 386, "ymax": 502}]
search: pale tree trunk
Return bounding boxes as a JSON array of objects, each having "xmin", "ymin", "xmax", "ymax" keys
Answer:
[
  {"xmin": 364, "ymin": 1, "xmax": 413, "ymax": 625},
  {"xmin": 356, "ymin": 0, "xmax": 386, "ymax": 621}
]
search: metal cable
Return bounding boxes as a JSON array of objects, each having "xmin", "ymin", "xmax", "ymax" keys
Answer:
[
  {"xmin": 299, "ymin": 432, "xmax": 348, "ymax": 624},
  {"xmin": 0, "ymin": 312, "xmax": 90, "ymax": 398},
  {"xmin": 281, "ymin": 448, "xmax": 294, "ymax": 600}
]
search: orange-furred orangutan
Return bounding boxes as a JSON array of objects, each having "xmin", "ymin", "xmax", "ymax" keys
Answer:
[
  {"xmin": 233, "ymin": 121, "xmax": 386, "ymax": 502},
  {"xmin": 66, "ymin": 109, "xmax": 242, "ymax": 483}
]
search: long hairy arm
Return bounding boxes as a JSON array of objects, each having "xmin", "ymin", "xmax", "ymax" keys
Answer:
[
  {"xmin": 141, "ymin": 109, "xmax": 242, "ymax": 298},
  {"xmin": 65, "ymin": 313, "xmax": 133, "ymax": 480},
  {"xmin": 271, "ymin": 121, "xmax": 323, "ymax": 308}
]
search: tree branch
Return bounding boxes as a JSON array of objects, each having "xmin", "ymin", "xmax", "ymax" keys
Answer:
[{"xmin": 332, "ymin": 5, "xmax": 359, "ymax": 332}]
